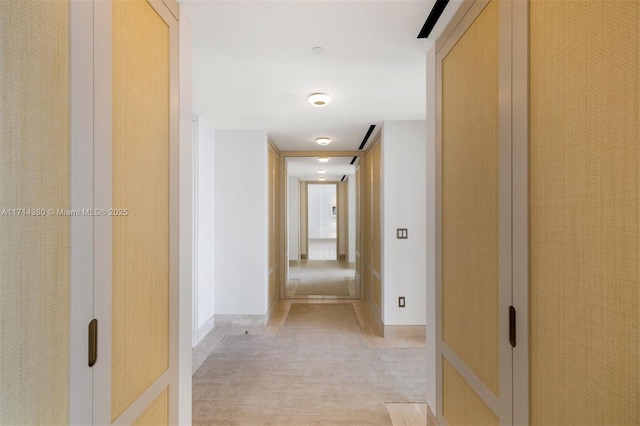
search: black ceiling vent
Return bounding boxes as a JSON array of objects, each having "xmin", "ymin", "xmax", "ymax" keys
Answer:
[
  {"xmin": 417, "ymin": 0, "xmax": 449, "ymax": 39},
  {"xmin": 358, "ymin": 125, "xmax": 376, "ymax": 150},
  {"xmin": 351, "ymin": 124, "xmax": 376, "ymax": 165}
]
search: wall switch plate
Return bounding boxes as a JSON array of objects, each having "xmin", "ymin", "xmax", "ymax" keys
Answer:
[
  {"xmin": 399, "ymin": 297, "xmax": 405, "ymax": 308},
  {"xmin": 397, "ymin": 228, "xmax": 408, "ymax": 239}
]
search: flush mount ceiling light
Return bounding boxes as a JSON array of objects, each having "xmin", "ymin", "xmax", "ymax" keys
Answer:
[
  {"xmin": 318, "ymin": 157, "xmax": 329, "ymax": 163},
  {"xmin": 318, "ymin": 177, "xmax": 326, "ymax": 181},
  {"xmin": 317, "ymin": 169, "xmax": 326, "ymax": 174},
  {"xmin": 308, "ymin": 93, "xmax": 331, "ymax": 107},
  {"xmin": 316, "ymin": 137, "xmax": 331, "ymax": 146},
  {"xmin": 312, "ymin": 47, "xmax": 325, "ymax": 55}
]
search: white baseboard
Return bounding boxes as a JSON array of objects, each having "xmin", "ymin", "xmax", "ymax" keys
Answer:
[{"xmin": 194, "ymin": 315, "xmax": 215, "ymax": 347}]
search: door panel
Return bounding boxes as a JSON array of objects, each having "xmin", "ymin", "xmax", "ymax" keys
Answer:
[
  {"xmin": 438, "ymin": 0, "xmax": 512, "ymax": 423},
  {"xmin": 355, "ymin": 166, "xmax": 361, "ymax": 284},
  {"xmin": 268, "ymin": 146, "xmax": 280, "ymax": 305},
  {"xmin": 442, "ymin": 0, "xmax": 499, "ymax": 396},
  {"xmin": 132, "ymin": 387, "xmax": 169, "ymax": 426},
  {"xmin": 0, "ymin": 1, "xmax": 70, "ymax": 423},
  {"xmin": 443, "ymin": 359, "xmax": 498, "ymax": 426},
  {"xmin": 529, "ymin": 1, "xmax": 639, "ymax": 424},
  {"xmin": 111, "ymin": 0, "xmax": 170, "ymax": 420},
  {"xmin": 363, "ymin": 139, "xmax": 383, "ymax": 316}
]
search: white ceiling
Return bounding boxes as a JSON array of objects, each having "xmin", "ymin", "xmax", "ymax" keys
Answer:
[
  {"xmin": 180, "ymin": 0, "xmax": 436, "ymax": 151},
  {"xmin": 287, "ymin": 156, "xmax": 355, "ymax": 181}
]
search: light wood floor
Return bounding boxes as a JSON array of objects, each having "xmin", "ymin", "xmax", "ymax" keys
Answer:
[
  {"xmin": 192, "ymin": 300, "xmax": 428, "ymax": 425},
  {"xmin": 286, "ymin": 260, "xmax": 358, "ymax": 298}
]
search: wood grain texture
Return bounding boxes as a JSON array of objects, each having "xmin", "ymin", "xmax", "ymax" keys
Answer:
[
  {"xmin": 112, "ymin": 0, "xmax": 170, "ymax": 419},
  {"xmin": 268, "ymin": 146, "xmax": 280, "ymax": 305},
  {"xmin": 529, "ymin": 1, "xmax": 639, "ymax": 424},
  {"xmin": 441, "ymin": 0, "xmax": 499, "ymax": 395},
  {"xmin": 372, "ymin": 142, "xmax": 382, "ymax": 274},
  {"xmin": 0, "ymin": 1, "xmax": 70, "ymax": 423}
]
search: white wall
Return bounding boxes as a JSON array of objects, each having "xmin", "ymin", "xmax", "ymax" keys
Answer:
[
  {"xmin": 288, "ymin": 176, "xmax": 299, "ymax": 261},
  {"xmin": 348, "ymin": 175, "xmax": 356, "ymax": 263},
  {"xmin": 197, "ymin": 118, "xmax": 216, "ymax": 332},
  {"xmin": 308, "ymin": 184, "xmax": 337, "ymax": 239},
  {"xmin": 382, "ymin": 120, "xmax": 428, "ymax": 326},
  {"xmin": 214, "ymin": 129, "xmax": 268, "ymax": 315}
]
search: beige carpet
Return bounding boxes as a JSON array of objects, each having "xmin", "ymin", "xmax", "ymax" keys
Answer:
[{"xmin": 192, "ymin": 304, "xmax": 427, "ymax": 425}]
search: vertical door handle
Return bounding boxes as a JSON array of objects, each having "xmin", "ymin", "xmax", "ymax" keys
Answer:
[
  {"xmin": 88, "ymin": 319, "xmax": 98, "ymax": 367},
  {"xmin": 509, "ymin": 306, "xmax": 516, "ymax": 348}
]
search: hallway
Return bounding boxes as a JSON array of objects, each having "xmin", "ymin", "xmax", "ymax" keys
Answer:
[{"xmin": 192, "ymin": 301, "xmax": 427, "ymax": 425}]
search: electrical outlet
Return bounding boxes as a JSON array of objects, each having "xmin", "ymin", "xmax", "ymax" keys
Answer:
[
  {"xmin": 399, "ymin": 297, "xmax": 405, "ymax": 308},
  {"xmin": 397, "ymin": 228, "xmax": 408, "ymax": 239}
]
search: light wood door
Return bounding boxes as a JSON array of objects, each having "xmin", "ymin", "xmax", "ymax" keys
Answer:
[
  {"xmin": 437, "ymin": 0, "xmax": 513, "ymax": 424},
  {"xmin": 93, "ymin": 1, "xmax": 179, "ymax": 424},
  {"xmin": 363, "ymin": 138, "xmax": 383, "ymax": 316},
  {"xmin": 268, "ymin": 145, "xmax": 280, "ymax": 306},
  {"xmin": 355, "ymin": 165, "xmax": 362, "ymax": 291}
]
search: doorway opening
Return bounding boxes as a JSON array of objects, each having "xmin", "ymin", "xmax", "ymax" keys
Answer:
[
  {"xmin": 284, "ymin": 156, "xmax": 360, "ymax": 299},
  {"xmin": 307, "ymin": 183, "xmax": 337, "ymax": 261}
]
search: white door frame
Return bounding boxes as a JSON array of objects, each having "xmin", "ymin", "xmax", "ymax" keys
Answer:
[
  {"xmin": 192, "ymin": 115, "xmax": 199, "ymax": 347},
  {"xmin": 69, "ymin": 1, "xmax": 96, "ymax": 424},
  {"xmin": 511, "ymin": 1, "xmax": 530, "ymax": 424}
]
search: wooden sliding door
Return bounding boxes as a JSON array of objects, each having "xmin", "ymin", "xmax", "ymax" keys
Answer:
[
  {"xmin": 436, "ymin": 0, "xmax": 514, "ymax": 423},
  {"xmin": 93, "ymin": 0, "xmax": 180, "ymax": 424}
]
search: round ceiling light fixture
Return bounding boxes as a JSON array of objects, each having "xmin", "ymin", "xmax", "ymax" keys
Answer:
[
  {"xmin": 318, "ymin": 177, "xmax": 326, "ymax": 181},
  {"xmin": 317, "ymin": 169, "xmax": 326, "ymax": 174},
  {"xmin": 308, "ymin": 93, "xmax": 331, "ymax": 107},
  {"xmin": 316, "ymin": 137, "xmax": 331, "ymax": 146},
  {"xmin": 312, "ymin": 47, "xmax": 325, "ymax": 55},
  {"xmin": 318, "ymin": 157, "xmax": 329, "ymax": 163}
]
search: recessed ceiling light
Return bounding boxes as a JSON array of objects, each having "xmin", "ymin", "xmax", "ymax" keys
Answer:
[
  {"xmin": 317, "ymin": 169, "xmax": 326, "ymax": 174},
  {"xmin": 318, "ymin": 157, "xmax": 329, "ymax": 163},
  {"xmin": 316, "ymin": 137, "xmax": 331, "ymax": 145},
  {"xmin": 308, "ymin": 93, "xmax": 331, "ymax": 107},
  {"xmin": 312, "ymin": 47, "xmax": 325, "ymax": 55},
  {"xmin": 318, "ymin": 177, "xmax": 326, "ymax": 181}
]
